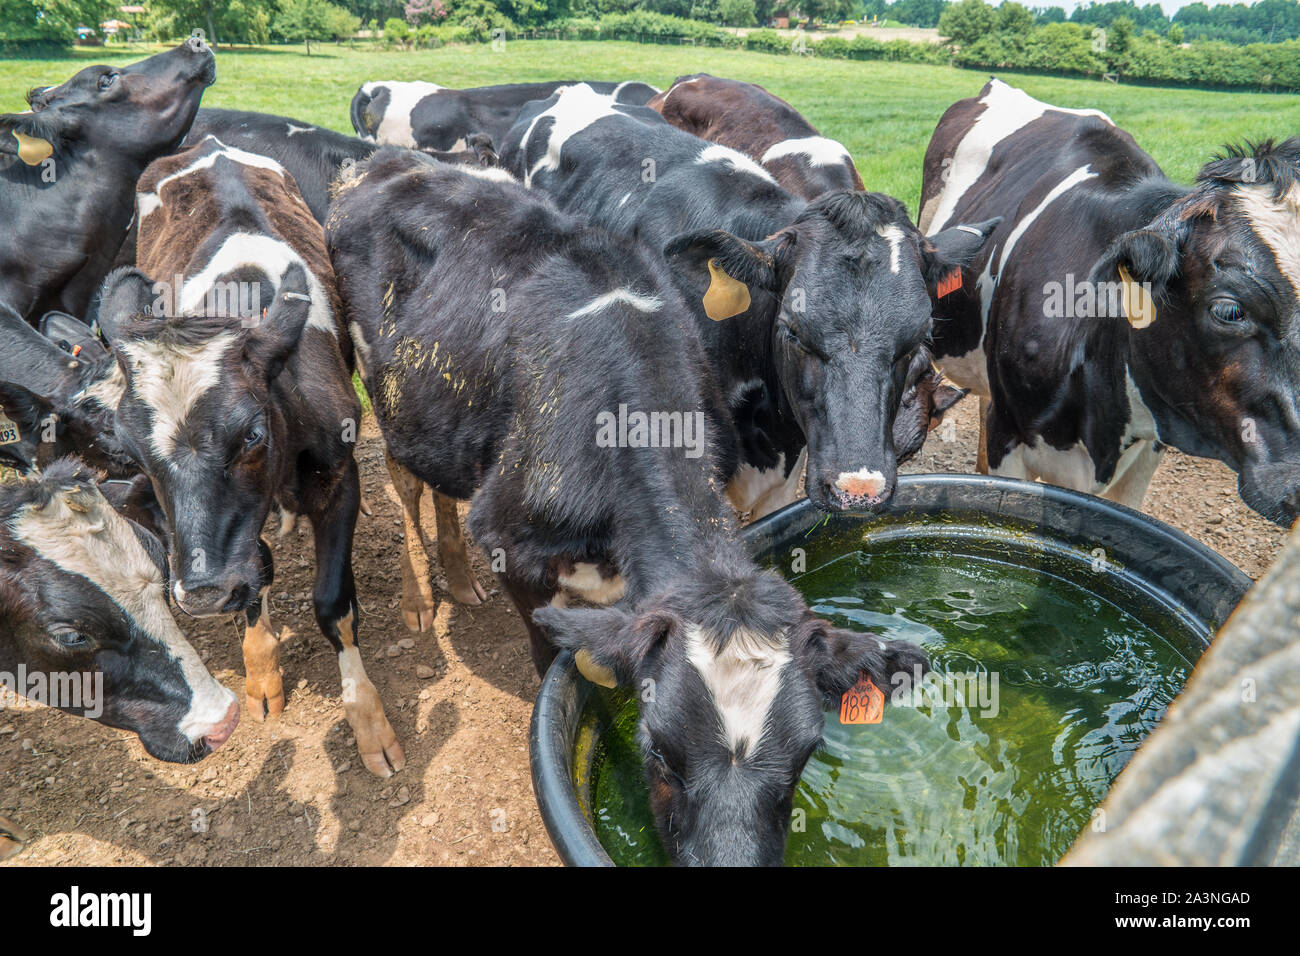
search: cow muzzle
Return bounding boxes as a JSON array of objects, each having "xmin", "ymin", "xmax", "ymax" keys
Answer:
[
  {"xmin": 173, "ymin": 575, "xmax": 257, "ymax": 617},
  {"xmin": 825, "ymin": 468, "xmax": 893, "ymax": 512}
]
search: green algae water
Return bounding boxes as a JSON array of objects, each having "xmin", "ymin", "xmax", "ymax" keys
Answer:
[{"xmin": 581, "ymin": 537, "xmax": 1200, "ymax": 866}]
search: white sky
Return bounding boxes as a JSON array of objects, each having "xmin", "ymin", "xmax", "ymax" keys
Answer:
[{"xmin": 1008, "ymin": 0, "xmax": 1253, "ymax": 12}]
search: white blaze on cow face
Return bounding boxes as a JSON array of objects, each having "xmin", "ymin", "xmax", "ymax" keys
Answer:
[
  {"xmin": 761, "ymin": 136, "xmax": 853, "ymax": 169},
  {"xmin": 12, "ymin": 488, "xmax": 236, "ymax": 744},
  {"xmin": 695, "ymin": 143, "xmax": 779, "ymax": 186},
  {"xmin": 875, "ymin": 223, "xmax": 906, "ymax": 274},
  {"xmin": 521, "ymin": 83, "xmax": 625, "ymax": 188},
  {"xmin": 361, "ymin": 80, "xmax": 443, "ymax": 148},
  {"xmin": 566, "ymin": 288, "xmax": 664, "ymax": 319},
  {"xmin": 1236, "ymin": 182, "xmax": 1300, "ymax": 297},
  {"xmin": 923, "ymin": 79, "xmax": 1113, "ymax": 234},
  {"xmin": 137, "ymin": 136, "xmax": 287, "ymax": 221},
  {"xmin": 685, "ymin": 625, "xmax": 791, "ymax": 755},
  {"xmin": 557, "ymin": 563, "xmax": 626, "ymax": 606},
  {"xmin": 118, "ymin": 333, "xmax": 238, "ymax": 458}
]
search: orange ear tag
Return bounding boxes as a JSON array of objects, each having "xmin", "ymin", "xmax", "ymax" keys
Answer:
[
  {"xmin": 839, "ymin": 672, "xmax": 884, "ymax": 725},
  {"xmin": 702, "ymin": 258, "xmax": 750, "ymax": 321},
  {"xmin": 936, "ymin": 268, "xmax": 962, "ymax": 299},
  {"xmin": 14, "ymin": 130, "xmax": 53, "ymax": 166}
]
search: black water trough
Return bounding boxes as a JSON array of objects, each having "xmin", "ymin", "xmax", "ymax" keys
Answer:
[{"xmin": 529, "ymin": 474, "xmax": 1253, "ymax": 867}]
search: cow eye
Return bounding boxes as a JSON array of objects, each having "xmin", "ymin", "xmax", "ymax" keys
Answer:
[
  {"xmin": 52, "ymin": 627, "xmax": 87, "ymax": 648},
  {"xmin": 1209, "ymin": 299, "xmax": 1249, "ymax": 331},
  {"xmin": 780, "ymin": 323, "xmax": 812, "ymax": 355},
  {"xmin": 98, "ymin": 72, "xmax": 118, "ymax": 92},
  {"xmin": 244, "ymin": 424, "xmax": 266, "ymax": 448}
]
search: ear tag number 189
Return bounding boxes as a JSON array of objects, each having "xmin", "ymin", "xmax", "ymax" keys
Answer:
[{"xmin": 839, "ymin": 672, "xmax": 884, "ymax": 725}]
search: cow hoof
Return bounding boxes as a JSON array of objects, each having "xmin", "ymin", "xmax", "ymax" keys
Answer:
[
  {"xmin": 402, "ymin": 594, "xmax": 437, "ymax": 633},
  {"xmin": 0, "ymin": 816, "xmax": 30, "ymax": 862},
  {"xmin": 446, "ymin": 568, "xmax": 488, "ymax": 606},
  {"xmin": 345, "ymin": 681, "xmax": 405, "ymax": 777}
]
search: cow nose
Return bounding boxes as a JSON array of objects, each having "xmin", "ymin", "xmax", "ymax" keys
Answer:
[
  {"xmin": 175, "ymin": 578, "xmax": 254, "ymax": 616},
  {"xmin": 826, "ymin": 469, "xmax": 891, "ymax": 512},
  {"xmin": 201, "ymin": 700, "xmax": 240, "ymax": 754}
]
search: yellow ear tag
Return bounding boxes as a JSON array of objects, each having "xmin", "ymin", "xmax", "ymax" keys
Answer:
[
  {"xmin": 1118, "ymin": 264, "xmax": 1156, "ymax": 329},
  {"xmin": 575, "ymin": 648, "xmax": 618, "ymax": 689},
  {"xmin": 13, "ymin": 130, "xmax": 53, "ymax": 166},
  {"xmin": 703, "ymin": 258, "xmax": 750, "ymax": 321}
]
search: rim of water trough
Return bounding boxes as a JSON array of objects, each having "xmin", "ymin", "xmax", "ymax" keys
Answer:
[{"xmin": 529, "ymin": 473, "xmax": 1254, "ymax": 867}]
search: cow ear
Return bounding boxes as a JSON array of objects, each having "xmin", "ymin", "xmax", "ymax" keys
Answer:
[
  {"xmin": 244, "ymin": 263, "xmax": 312, "ymax": 381},
  {"xmin": 1088, "ymin": 214, "xmax": 1191, "ymax": 329},
  {"xmin": 40, "ymin": 311, "xmax": 106, "ymax": 358},
  {"xmin": 93, "ymin": 267, "xmax": 159, "ymax": 347},
  {"xmin": 533, "ymin": 604, "xmax": 678, "ymax": 687},
  {"xmin": 931, "ymin": 383, "xmax": 967, "ymax": 422},
  {"xmin": 663, "ymin": 229, "xmax": 783, "ymax": 321},
  {"xmin": 921, "ymin": 217, "xmax": 1000, "ymax": 294},
  {"xmin": 0, "ymin": 112, "xmax": 57, "ymax": 165},
  {"xmin": 792, "ymin": 616, "xmax": 928, "ymax": 706},
  {"xmin": 466, "ymin": 133, "xmax": 498, "ymax": 167}
]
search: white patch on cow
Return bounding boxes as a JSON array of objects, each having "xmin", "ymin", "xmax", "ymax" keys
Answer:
[
  {"xmin": 567, "ymin": 288, "xmax": 663, "ymax": 319},
  {"xmin": 727, "ymin": 447, "xmax": 807, "ymax": 521},
  {"xmin": 558, "ymin": 563, "xmax": 625, "ymax": 605},
  {"xmin": 362, "ymin": 80, "xmax": 443, "ymax": 148},
  {"xmin": 119, "ymin": 333, "xmax": 237, "ymax": 458},
  {"xmin": 455, "ymin": 164, "xmax": 516, "ymax": 184},
  {"xmin": 992, "ymin": 435, "xmax": 1097, "ymax": 491},
  {"xmin": 12, "ymin": 489, "xmax": 236, "ymax": 744},
  {"xmin": 686, "ymin": 625, "xmax": 790, "ymax": 754},
  {"xmin": 349, "ymin": 321, "xmax": 372, "ymax": 379},
  {"xmin": 1236, "ymin": 181, "xmax": 1300, "ymax": 297},
  {"xmin": 658, "ymin": 76, "xmax": 699, "ymax": 105},
  {"xmin": 834, "ymin": 468, "xmax": 885, "ymax": 497},
  {"xmin": 286, "ymin": 123, "xmax": 314, "ymax": 136},
  {"xmin": 998, "ymin": 165, "xmax": 1097, "ymax": 276},
  {"xmin": 178, "ymin": 232, "xmax": 335, "ymax": 337},
  {"xmin": 137, "ymin": 136, "xmax": 286, "ymax": 220},
  {"xmin": 696, "ymin": 143, "xmax": 779, "ymax": 185},
  {"xmin": 923, "ymin": 79, "xmax": 1113, "ymax": 234},
  {"xmin": 935, "ymin": 254, "xmax": 996, "ymax": 396},
  {"xmin": 876, "ymin": 223, "xmax": 905, "ymax": 274},
  {"xmin": 73, "ymin": 362, "xmax": 126, "ymax": 411},
  {"xmin": 521, "ymin": 83, "xmax": 625, "ymax": 188},
  {"xmin": 762, "ymin": 136, "xmax": 852, "ymax": 168}
]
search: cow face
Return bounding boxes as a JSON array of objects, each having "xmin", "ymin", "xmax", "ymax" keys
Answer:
[
  {"xmin": 0, "ymin": 39, "xmax": 214, "ymax": 167},
  {"xmin": 667, "ymin": 192, "xmax": 989, "ymax": 513},
  {"xmin": 1090, "ymin": 140, "xmax": 1300, "ymax": 525},
  {"xmin": 535, "ymin": 567, "xmax": 926, "ymax": 866},
  {"xmin": 94, "ymin": 265, "xmax": 312, "ymax": 616},
  {"xmin": 0, "ymin": 460, "xmax": 238, "ymax": 762}
]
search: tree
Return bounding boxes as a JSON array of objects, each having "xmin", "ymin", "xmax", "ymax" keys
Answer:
[
  {"xmin": 718, "ymin": 0, "xmax": 756, "ymax": 24},
  {"xmin": 997, "ymin": 1, "xmax": 1035, "ymax": 34},
  {"xmin": 939, "ymin": 0, "xmax": 996, "ymax": 44},
  {"xmin": 275, "ymin": 0, "xmax": 360, "ymax": 42}
]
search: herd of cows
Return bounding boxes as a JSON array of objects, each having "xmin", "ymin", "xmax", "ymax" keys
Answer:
[{"xmin": 1, "ymin": 34, "xmax": 1298, "ymax": 866}]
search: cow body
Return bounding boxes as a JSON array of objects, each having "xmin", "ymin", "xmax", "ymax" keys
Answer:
[
  {"xmin": 349, "ymin": 79, "xmax": 658, "ymax": 152},
  {"xmin": 0, "ymin": 40, "xmax": 214, "ymax": 325},
  {"xmin": 920, "ymin": 79, "xmax": 1300, "ymax": 524},
  {"xmin": 501, "ymin": 84, "xmax": 990, "ymax": 519},
  {"xmin": 92, "ymin": 135, "xmax": 402, "ymax": 777},
  {"xmin": 647, "ymin": 73, "xmax": 862, "ymax": 199},
  {"xmin": 327, "ymin": 149, "xmax": 926, "ymax": 865}
]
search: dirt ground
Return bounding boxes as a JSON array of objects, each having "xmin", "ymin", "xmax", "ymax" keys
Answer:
[{"xmin": 0, "ymin": 400, "xmax": 1286, "ymax": 867}]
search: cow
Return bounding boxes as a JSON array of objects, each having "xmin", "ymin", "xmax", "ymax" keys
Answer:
[
  {"xmin": 326, "ymin": 148, "xmax": 928, "ymax": 865},
  {"xmin": 919, "ymin": 78, "xmax": 1300, "ymax": 525},
  {"xmin": 0, "ymin": 38, "xmax": 214, "ymax": 325},
  {"xmin": 89, "ymin": 134, "xmax": 403, "ymax": 777},
  {"xmin": 893, "ymin": 347, "xmax": 967, "ymax": 466},
  {"xmin": 349, "ymin": 79, "xmax": 658, "ymax": 153},
  {"xmin": 0, "ymin": 458, "xmax": 239, "ymax": 859},
  {"xmin": 500, "ymin": 83, "xmax": 994, "ymax": 521},
  {"xmin": 647, "ymin": 73, "xmax": 863, "ymax": 200}
]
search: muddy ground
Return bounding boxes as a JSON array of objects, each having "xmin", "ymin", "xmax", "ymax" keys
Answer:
[{"xmin": 1, "ymin": 401, "xmax": 1286, "ymax": 867}]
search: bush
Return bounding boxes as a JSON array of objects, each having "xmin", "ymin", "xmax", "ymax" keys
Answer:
[
  {"xmin": 744, "ymin": 27, "xmax": 789, "ymax": 53},
  {"xmin": 384, "ymin": 16, "xmax": 410, "ymax": 42}
]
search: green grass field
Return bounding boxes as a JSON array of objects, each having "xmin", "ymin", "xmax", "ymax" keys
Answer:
[{"xmin": 4, "ymin": 39, "xmax": 1299, "ymax": 211}]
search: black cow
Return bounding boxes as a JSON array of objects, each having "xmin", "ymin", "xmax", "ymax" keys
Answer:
[
  {"xmin": 0, "ymin": 39, "xmax": 214, "ymax": 325},
  {"xmin": 501, "ymin": 84, "xmax": 992, "ymax": 519},
  {"xmin": 0, "ymin": 459, "xmax": 239, "ymax": 763},
  {"xmin": 349, "ymin": 79, "xmax": 658, "ymax": 152},
  {"xmin": 327, "ymin": 148, "xmax": 927, "ymax": 866},
  {"xmin": 920, "ymin": 79, "xmax": 1300, "ymax": 524},
  {"xmin": 91, "ymin": 134, "xmax": 402, "ymax": 777},
  {"xmin": 647, "ymin": 73, "xmax": 863, "ymax": 200}
]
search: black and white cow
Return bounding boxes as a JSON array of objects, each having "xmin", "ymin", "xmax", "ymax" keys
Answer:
[
  {"xmin": 327, "ymin": 148, "xmax": 927, "ymax": 865},
  {"xmin": 89, "ymin": 134, "xmax": 403, "ymax": 777},
  {"xmin": 0, "ymin": 39, "xmax": 214, "ymax": 325},
  {"xmin": 0, "ymin": 459, "xmax": 239, "ymax": 763},
  {"xmin": 647, "ymin": 73, "xmax": 863, "ymax": 200},
  {"xmin": 501, "ymin": 84, "xmax": 992, "ymax": 519},
  {"xmin": 349, "ymin": 79, "xmax": 658, "ymax": 153},
  {"xmin": 920, "ymin": 79, "xmax": 1300, "ymax": 524}
]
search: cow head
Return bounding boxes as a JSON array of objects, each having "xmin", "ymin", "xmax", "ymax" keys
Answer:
[
  {"xmin": 1090, "ymin": 139, "xmax": 1300, "ymax": 525},
  {"xmin": 94, "ymin": 264, "xmax": 312, "ymax": 616},
  {"xmin": 535, "ymin": 558, "xmax": 927, "ymax": 866},
  {"xmin": 0, "ymin": 459, "xmax": 237, "ymax": 762},
  {"xmin": 666, "ymin": 192, "xmax": 990, "ymax": 513},
  {"xmin": 893, "ymin": 346, "xmax": 967, "ymax": 465},
  {"xmin": 0, "ymin": 38, "xmax": 214, "ymax": 168}
]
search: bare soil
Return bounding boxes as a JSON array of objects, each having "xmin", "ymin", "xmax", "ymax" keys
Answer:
[{"xmin": 0, "ymin": 402, "xmax": 1285, "ymax": 867}]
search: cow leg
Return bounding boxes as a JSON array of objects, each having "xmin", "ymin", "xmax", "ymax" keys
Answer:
[
  {"xmin": 0, "ymin": 815, "xmax": 30, "ymax": 862},
  {"xmin": 313, "ymin": 458, "xmax": 404, "ymax": 777},
  {"xmin": 976, "ymin": 396, "xmax": 991, "ymax": 475},
  {"xmin": 433, "ymin": 490, "xmax": 487, "ymax": 605},
  {"xmin": 385, "ymin": 451, "xmax": 438, "ymax": 632},
  {"xmin": 1101, "ymin": 440, "xmax": 1164, "ymax": 511},
  {"xmin": 501, "ymin": 575, "xmax": 559, "ymax": 677},
  {"xmin": 243, "ymin": 586, "xmax": 285, "ymax": 721}
]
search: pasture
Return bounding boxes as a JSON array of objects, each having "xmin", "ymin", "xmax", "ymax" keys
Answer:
[{"xmin": 0, "ymin": 40, "xmax": 1292, "ymax": 868}]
